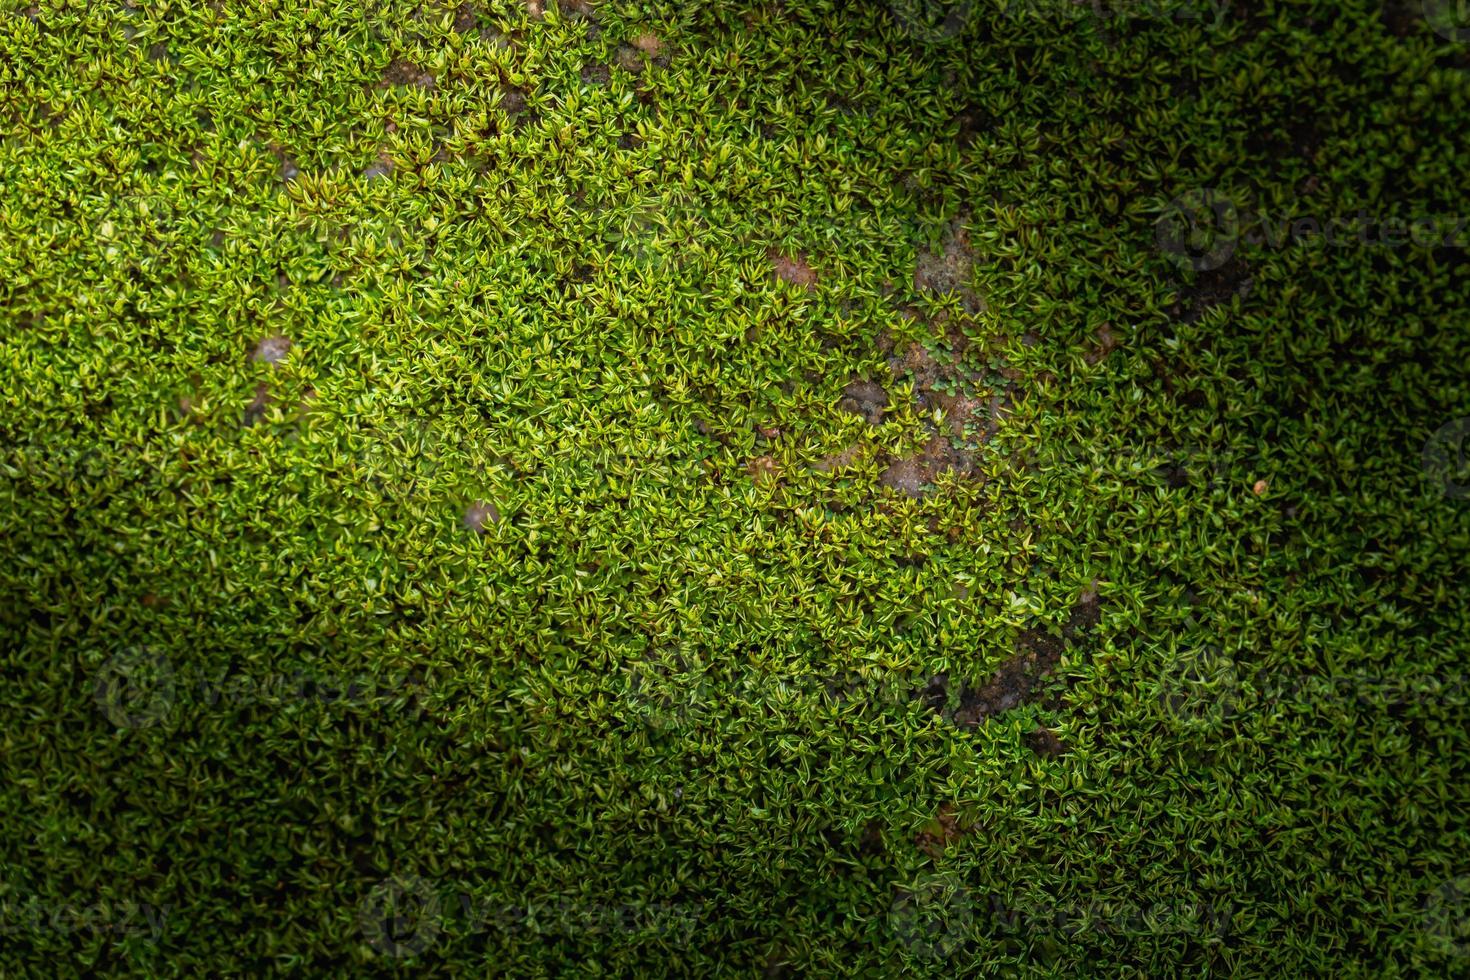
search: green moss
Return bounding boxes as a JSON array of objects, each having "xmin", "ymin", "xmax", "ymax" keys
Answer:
[{"xmin": 1, "ymin": 0, "xmax": 1468, "ymax": 975}]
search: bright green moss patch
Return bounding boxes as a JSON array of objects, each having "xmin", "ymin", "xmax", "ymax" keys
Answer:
[{"xmin": 2, "ymin": 0, "xmax": 1468, "ymax": 975}]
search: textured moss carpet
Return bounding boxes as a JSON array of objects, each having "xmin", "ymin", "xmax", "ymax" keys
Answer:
[{"xmin": 2, "ymin": 0, "xmax": 1468, "ymax": 975}]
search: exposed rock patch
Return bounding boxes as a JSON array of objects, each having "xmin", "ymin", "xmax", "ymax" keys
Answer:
[
  {"xmin": 250, "ymin": 335, "xmax": 292, "ymax": 366},
  {"xmin": 381, "ymin": 59, "xmax": 435, "ymax": 90},
  {"xmin": 463, "ymin": 500, "xmax": 500, "ymax": 533},
  {"xmin": 838, "ymin": 379, "xmax": 888, "ymax": 425},
  {"xmin": 770, "ymin": 250, "xmax": 818, "ymax": 290},
  {"xmin": 914, "ymin": 219, "xmax": 983, "ymax": 314}
]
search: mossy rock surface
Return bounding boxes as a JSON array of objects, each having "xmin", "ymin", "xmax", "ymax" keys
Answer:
[{"xmin": 1, "ymin": 1, "xmax": 1468, "ymax": 975}]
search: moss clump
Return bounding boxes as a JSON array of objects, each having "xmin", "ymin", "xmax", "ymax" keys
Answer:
[{"xmin": 1, "ymin": 0, "xmax": 1467, "ymax": 975}]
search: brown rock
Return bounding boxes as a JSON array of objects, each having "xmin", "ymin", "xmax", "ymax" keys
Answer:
[
  {"xmin": 464, "ymin": 500, "xmax": 501, "ymax": 533},
  {"xmin": 250, "ymin": 335, "xmax": 292, "ymax": 366},
  {"xmin": 770, "ymin": 250, "xmax": 817, "ymax": 289}
]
